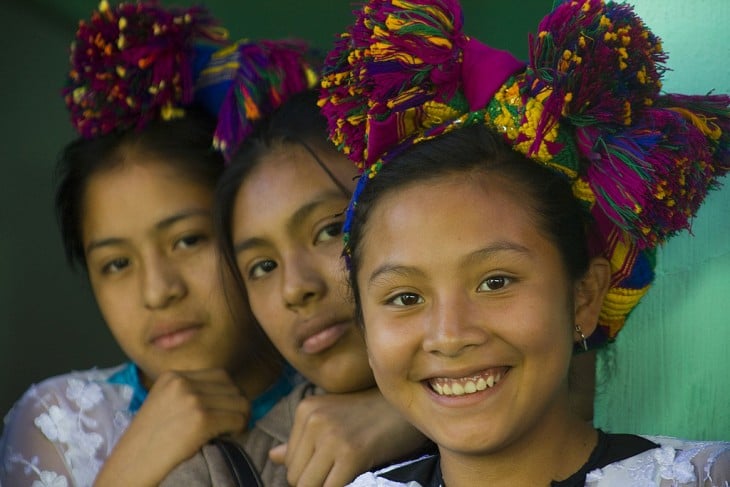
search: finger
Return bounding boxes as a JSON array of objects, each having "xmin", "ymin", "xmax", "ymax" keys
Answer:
[
  {"xmin": 268, "ymin": 443, "xmax": 287, "ymax": 465},
  {"xmin": 322, "ymin": 458, "xmax": 361, "ymax": 487},
  {"xmin": 293, "ymin": 449, "xmax": 337, "ymax": 487},
  {"xmin": 170, "ymin": 368, "xmax": 234, "ymax": 382},
  {"xmin": 187, "ymin": 407, "xmax": 249, "ymax": 440},
  {"xmin": 153, "ymin": 370, "xmax": 243, "ymax": 398},
  {"xmin": 188, "ymin": 392, "xmax": 251, "ymax": 418},
  {"xmin": 283, "ymin": 399, "xmax": 311, "ymax": 466},
  {"xmin": 283, "ymin": 427, "xmax": 315, "ymax": 486}
]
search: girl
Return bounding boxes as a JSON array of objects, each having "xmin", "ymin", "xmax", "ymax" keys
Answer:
[
  {"xmin": 163, "ymin": 90, "xmax": 429, "ymax": 486},
  {"xmin": 318, "ymin": 0, "xmax": 730, "ymax": 485},
  {"xmin": 0, "ymin": 4, "xmax": 292, "ymax": 485}
]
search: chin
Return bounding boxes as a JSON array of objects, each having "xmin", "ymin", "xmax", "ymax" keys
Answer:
[{"xmin": 315, "ymin": 363, "xmax": 375, "ymax": 393}]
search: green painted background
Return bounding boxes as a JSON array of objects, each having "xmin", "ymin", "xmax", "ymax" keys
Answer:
[
  {"xmin": 1, "ymin": 0, "xmax": 727, "ymax": 440},
  {"xmin": 594, "ymin": 0, "xmax": 730, "ymax": 441}
]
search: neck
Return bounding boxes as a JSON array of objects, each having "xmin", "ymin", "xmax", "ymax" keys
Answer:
[
  {"xmin": 439, "ymin": 401, "xmax": 596, "ymax": 487},
  {"xmin": 230, "ymin": 347, "xmax": 284, "ymax": 401}
]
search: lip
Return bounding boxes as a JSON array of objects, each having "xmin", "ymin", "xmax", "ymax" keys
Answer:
[
  {"xmin": 295, "ymin": 316, "xmax": 353, "ymax": 355},
  {"xmin": 149, "ymin": 323, "xmax": 203, "ymax": 350}
]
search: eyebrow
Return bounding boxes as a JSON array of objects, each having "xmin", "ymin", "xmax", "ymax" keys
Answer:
[
  {"xmin": 233, "ymin": 191, "xmax": 347, "ymax": 256},
  {"xmin": 367, "ymin": 241, "xmax": 532, "ymax": 288},
  {"xmin": 85, "ymin": 208, "xmax": 211, "ymax": 255},
  {"xmin": 461, "ymin": 241, "xmax": 532, "ymax": 268},
  {"xmin": 286, "ymin": 191, "xmax": 348, "ymax": 235},
  {"xmin": 368, "ymin": 265, "xmax": 427, "ymax": 291}
]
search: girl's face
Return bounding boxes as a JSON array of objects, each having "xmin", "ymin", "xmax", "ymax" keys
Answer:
[
  {"xmin": 82, "ymin": 157, "xmax": 253, "ymax": 386},
  {"xmin": 357, "ymin": 172, "xmax": 601, "ymax": 456},
  {"xmin": 231, "ymin": 143, "xmax": 374, "ymax": 393}
]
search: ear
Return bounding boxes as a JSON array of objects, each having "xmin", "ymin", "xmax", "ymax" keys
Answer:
[{"xmin": 573, "ymin": 256, "xmax": 611, "ymax": 338}]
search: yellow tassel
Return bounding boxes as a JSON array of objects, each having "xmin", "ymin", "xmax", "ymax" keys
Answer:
[
  {"xmin": 160, "ymin": 103, "xmax": 185, "ymax": 120},
  {"xmin": 668, "ymin": 107, "xmax": 723, "ymax": 141}
]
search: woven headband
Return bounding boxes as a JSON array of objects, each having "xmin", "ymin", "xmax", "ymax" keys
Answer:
[
  {"xmin": 318, "ymin": 0, "xmax": 730, "ymax": 348},
  {"xmin": 65, "ymin": 1, "xmax": 318, "ymax": 160}
]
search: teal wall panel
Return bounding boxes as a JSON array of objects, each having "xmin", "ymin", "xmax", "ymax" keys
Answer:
[{"xmin": 594, "ymin": 0, "xmax": 730, "ymax": 441}]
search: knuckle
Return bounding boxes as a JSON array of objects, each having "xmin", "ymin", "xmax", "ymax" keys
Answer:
[
  {"xmin": 295, "ymin": 397, "xmax": 319, "ymax": 417},
  {"xmin": 184, "ymin": 395, "xmax": 207, "ymax": 418}
]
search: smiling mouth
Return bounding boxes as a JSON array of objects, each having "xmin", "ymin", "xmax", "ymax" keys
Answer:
[{"xmin": 428, "ymin": 367, "xmax": 509, "ymax": 396}]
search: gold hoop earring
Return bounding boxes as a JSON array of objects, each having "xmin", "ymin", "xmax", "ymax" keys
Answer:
[{"xmin": 575, "ymin": 324, "xmax": 589, "ymax": 352}]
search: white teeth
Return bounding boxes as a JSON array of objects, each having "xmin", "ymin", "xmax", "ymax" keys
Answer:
[{"xmin": 430, "ymin": 371, "xmax": 504, "ymax": 396}]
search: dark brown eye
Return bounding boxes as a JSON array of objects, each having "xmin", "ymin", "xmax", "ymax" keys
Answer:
[
  {"xmin": 478, "ymin": 276, "xmax": 510, "ymax": 292},
  {"xmin": 249, "ymin": 260, "xmax": 277, "ymax": 279},
  {"xmin": 389, "ymin": 293, "xmax": 424, "ymax": 306}
]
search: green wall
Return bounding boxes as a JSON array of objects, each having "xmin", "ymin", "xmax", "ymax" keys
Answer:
[{"xmin": 594, "ymin": 0, "xmax": 730, "ymax": 441}]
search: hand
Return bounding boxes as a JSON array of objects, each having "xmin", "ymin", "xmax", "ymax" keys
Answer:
[
  {"xmin": 269, "ymin": 387, "xmax": 426, "ymax": 487},
  {"xmin": 94, "ymin": 369, "xmax": 250, "ymax": 487}
]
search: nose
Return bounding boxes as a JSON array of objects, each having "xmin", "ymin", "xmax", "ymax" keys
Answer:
[
  {"xmin": 422, "ymin": 293, "xmax": 488, "ymax": 357},
  {"xmin": 281, "ymin": 250, "xmax": 327, "ymax": 311},
  {"xmin": 142, "ymin": 253, "xmax": 186, "ymax": 309}
]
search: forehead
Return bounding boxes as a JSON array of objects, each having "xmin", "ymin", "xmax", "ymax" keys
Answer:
[
  {"xmin": 232, "ymin": 144, "xmax": 355, "ymax": 233},
  {"xmin": 81, "ymin": 159, "xmax": 214, "ymax": 242},
  {"xmin": 359, "ymin": 173, "xmax": 549, "ymax": 264}
]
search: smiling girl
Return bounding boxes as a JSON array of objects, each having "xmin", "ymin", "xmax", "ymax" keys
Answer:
[{"xmin": 318, "ymin": 0, "xmax": 730, "ymax": 485}]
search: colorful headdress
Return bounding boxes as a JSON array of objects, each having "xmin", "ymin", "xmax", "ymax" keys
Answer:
[
  {"xmin": 65, "ymin": 1, "xmax": 319, "ymax": 161},
  {"xmin": 195, "ymin": 39, "xmax": 320, "ymax": 161},
  {"xmin": 319, "ymin": 0, "xmax": 730, "ymax": 347},
  {"xmin": 64, "ymin": 0, "xmax": 226, "ymax": 138}
]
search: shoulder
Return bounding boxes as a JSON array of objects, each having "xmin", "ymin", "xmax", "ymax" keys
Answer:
[
  {"xmin": 6, "ymin": 365, "xmax": 133, "ymax": 415},
  {"xmin": 587, "ymin": 436, "xmax": 730, "ymax": 486},
  {"xmin": 348, "ymin": 454, "xmax": 439, "ymax": 487},
  {"xmin": 1, "ymin": 364, "xmax": 135, "ymax": 486},
  {"xmin": 5, "ymin": 364, "xmax": 134, "ymax": 420}
]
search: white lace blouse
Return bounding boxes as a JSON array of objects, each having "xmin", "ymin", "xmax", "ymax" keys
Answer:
[
  {"xmin": 0, "ymin": 364, "xmax": 142, "ymax": 487},
  {"xmin": 0, "ymin": 363, "xmax": 297, "ymax": 487}
]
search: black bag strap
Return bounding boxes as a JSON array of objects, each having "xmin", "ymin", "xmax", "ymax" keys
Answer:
[{"xmin": 212, "ymin": 437, "xmax": 264, "ymax": 487}]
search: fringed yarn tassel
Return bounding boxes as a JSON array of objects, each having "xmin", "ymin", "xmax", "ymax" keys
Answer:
[
  {"xmin": 209, "ymin": 40, "xmax": 318, "ymax": 161},
  {"xmin": 580, "ymin": 106, "xmax": 720, "ymax": 249},
  {"xmin": 65, "ymin": 1, "xmax": 226, "ymax": 137},
  {"xmin": 525, "ymin": 0, "xmax": 665, "ymax": 155},
  {"xmin": 657, "ymin": 93, "xmax": 730, "ymax": 174},
  {"xmin": 320, "ymin": 0, "xmax": 467, "ymax": 168}
]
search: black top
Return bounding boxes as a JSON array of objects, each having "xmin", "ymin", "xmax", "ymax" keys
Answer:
[{"xmin": 380, "ymin": 430, "xmax": 659, "ymax": 487}]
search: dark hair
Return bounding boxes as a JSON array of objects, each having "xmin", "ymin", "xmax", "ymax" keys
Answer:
[
  {"xmin": 347, "ymin": 124, "xmax": 591, "ymax": 325},
  {"xmin": 214, "ymin": 90, "xmax": 341, "ymax": 293},
  {"xmin": 55, "ymin": 108, "xmax": 223, "ymax": 270}
]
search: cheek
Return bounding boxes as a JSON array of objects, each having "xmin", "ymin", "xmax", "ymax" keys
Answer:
[
  {"xmin": 90, "ymin": 279, "xmax": 135, "ymax": 335},
  {"xmin": 363, "ymin": 312, "xmax": 412, "ymax": 380},
  {"xmin": 248, "ymin": 287, "xmax": 292, "ymax": 353},
  {"xmin": 184, "ymin": 248, "xmax": 220, "ymax": 288}
]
